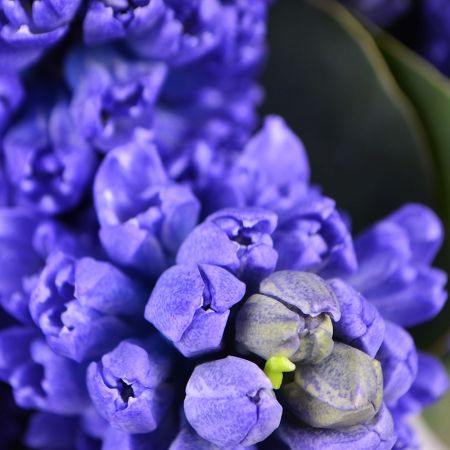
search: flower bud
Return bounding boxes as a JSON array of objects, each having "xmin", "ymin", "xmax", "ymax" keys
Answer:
[
  {"xmin": 30, "ymin": 252, "xmax": 146, "ymax": 362},
  {"xmin": 184, "ymin": 356, "xmax": 282, "ymax": 447},
  {"xmin": 94, "ymin": 135, "xmax": 199, "ymax": 276},
  {"xmin": 236, "ymin": 271, "xmax": 340, "ymax": 364},
  {"xmin": 146, "ymin": 263, "xmax": 245, "ymax": 357},
  {"xmin": 280, "ymin": 343, "xmax": 383, "ymax": 429},
  {"xmin": 87, "ymin": 337, "xmax": 173, "ymax": 434},
  {"xmin": 177, "ymin": 207, "xmax": 278, "ymax": 285}
]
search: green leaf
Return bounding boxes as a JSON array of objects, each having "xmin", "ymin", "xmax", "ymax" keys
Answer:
[
  {"xmin": 262, "ymin": 0, "xmax": 435, "ymax": 231},
  {"xmin": 374, "ymin": 31, "xmax": 450, "ymax": 227}
]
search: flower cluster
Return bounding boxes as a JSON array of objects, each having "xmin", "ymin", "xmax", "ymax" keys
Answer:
[{"xmin": 0, "ymin": 1, "xmax": 448, "ymax": 449}]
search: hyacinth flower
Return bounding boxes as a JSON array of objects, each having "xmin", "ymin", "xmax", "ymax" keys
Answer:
[
  {"xmin": 0, "ymin": 330, "xmax": 90, "ymax": 414},
  {"xmin": 84, "ymin": 0, "xmax": 227, "ymax": 68},
  {"xmin": 65, "ymin": 47, "xmax": 168, "ymax": 152},
  {"xmin": 203, "ymin": 115, "xmax": 311, "ymax": 213},
  {"xmin": 0, "ymin": 74, "xmax": 23, "ymax": 135},
  {"xmin": 273, "ymin": 194, "xmax": 357, "ymax": 278},
  {"xmin": 145, "ymin": 263, "xmax": 245, "ymax": 356},
  {"xmin": 30, "ymin": 251, "xmax": 148, "ymax": 362},
  {"xmin": 0, "ymin": 209, "xmax": 89, "ymax": 323},
  {"xmin": 200, "ymin": 117, "xmax": 357, "ymax": 278},
  {"xmin": 0, "ymin": 0, "xmax": 81, "ymax": 71},
  {"xmin": 278, "ymin": 405, "xmax": 396, "ymax": 450},
  {"xmin": 184, "ymin": 356, "xmax": 283, "ymax": 447},
  {"xmin": 3, "ymin": 99, "xmax": 97, "ymax": 215},
  {"xmin": 94, "ymin": 133, "xmax": 200, "ymax": 276},
  {"xmin": 345, "ymin": 204, "xmax": 447, "ymax": 327},
  {"xmin": 87, "ymin": 336, "xmax": 173, "ymax": 434},
  {"xmin": 177, "ymin": 207, "xmax": 278, "ymax": 285},
  {"xmin": 126, "ymin": 0, "xmax": 223, "ymax": 66},
  {"xmin": 236, "ymin": 271, "xmax": 341, "ymax": 365}
]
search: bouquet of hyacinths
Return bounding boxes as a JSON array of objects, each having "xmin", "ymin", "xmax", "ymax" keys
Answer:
[{"xmin": 0, "ymin": 0, "xmax": 449, "ymax": 449}]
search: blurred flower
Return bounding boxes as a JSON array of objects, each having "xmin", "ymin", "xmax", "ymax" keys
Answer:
[
  {"xmin": 177, "ymin": 207, "xmax": 278, "ymax": 285},
  {"xmin": 184, "ymin": 356, "xmax": 282, "ymax": 447},
  {"xmin": 0, "ymin": 0, "xmax": 81, "ymax": 71},
  {"xmin": 30, "ymin": 251, "xmax": 147, "ymax": 362},
  {"xmin": 0, "ymin": 74, "xmax": 23, "ymax": 135},
  {"xmin": 65, "ymin": 48, "xmax": 167, "ymax": 152},
  {"xmin": 3, "ymin": 99, "xmax": 97, "ymax": 215},
  {"xmin": 345, "ymin": 204, "xmax": 447, "ymax": 327},
  {"xmin": 274, "ymin": 194, "xmax": 357, "ymax": 278},
  {"xmin": 236, "ymin": 270, "xmax": 340, "ymax": 364},
  {"xmin": 146, "ymin": 263, "xmax": 245, "ymax": 356},
  {"xmin": 280, "ymin": 343, "xmax": 383, "ymax": 428},
  {"xmin": 94, "ymin": 133, "xmax": 200, "ymax": 276},
  {"xmin": 0, "ymin": 333, "xmax": 90, "ymax": 414},
  {"xmin": 87, "ymin": 336, "xmax": 173, "ymax": 434},
  {"xmin": 202, "ymin": 115, "xmax": 310, "ymax": 213}
]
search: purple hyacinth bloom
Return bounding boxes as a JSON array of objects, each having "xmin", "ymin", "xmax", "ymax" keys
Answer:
[
  {"xmin": 0, "ymin": 74, "xmax": 23, "ymax": 134},
  {"xmin": 170, "ymin": 426, "xmax": 256, "ymax": 449},
  {"xmin": 87, "ymin": 337, "xmax": 173, "ymax": 434},
  {"xmin": 30, "ymin": 251, "xmax": 147, "ymax": 362},
  {"xmin": 127, "ymin": 0, "xmax": 223, "ymax": 66},
  {"xmin": 278, "ymin": 405, "xmax": 396, "ymax": 450},
  {"xmin": 5, "ymin": 335, "xmax": 90, "ymax": 414},
  {"xmin": 0, "ymin": 0, "xmax": 81, "ymax": 71},
  {"xmin": 329, "ymin": 278, "xmax": 385, "ymax": 357},
  {"xmin": 146, "ymin": 263, "xmax": 245, "ymax": 357},
  {"xmin": 3, "ymin": 100, "xmax": 97, "ymax": 215},
  {"xmin": 94, "ymin": 134, "xmax": 200, "ymax": 276},
  {"xmin": 0, "ymin": 210, "xmax": 83, "ymax": 323},
  {"xmin": 274, "ymin": 194, "xmax": 357, "ymax": 278},
  {"xmin": 345, "ymin": 204, "xmax": 447, "ymax": 327},
  {"xmin": 236, "ymin": 271, "xmax": 340, "ymax": 364},
  {"xmin": 65, "ymin": 48, "xmax": 167, "ymax": 152},
  {"xmin": 177, "ymin": 207, "xmax": 278, "ymax": 284},
  {"xmin": 340, "ymin": 0, "xmax": 411, "ymax": 27},
  {"xmin": 204, "ymin": 115, "xmax": 310, "ymax": 214},
  {"xmin": 184, "ymin": 356, "xmax": 282, "ymax": 447},
  {"xmin": 280, "ymin": 343, "xmax": 383, "ymax": 429},
  {"xmin": 83, "ymin": 0, "xmax": 166, "ymax": 45},
  {"xmin": 376, "ymin": 321, "xmax": 418, "ymax": 406}
]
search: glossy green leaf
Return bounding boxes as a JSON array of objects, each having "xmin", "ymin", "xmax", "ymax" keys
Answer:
[{"xmin": 262, "ymin": 0, "xmax": 435, "ymax": 231}]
